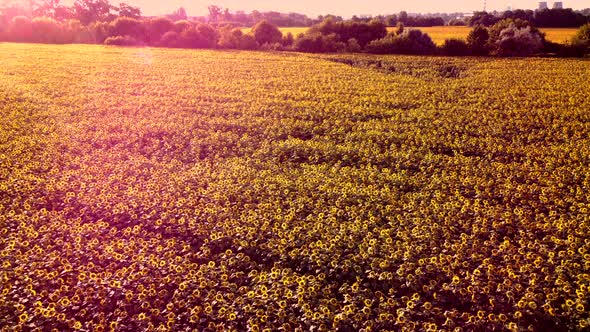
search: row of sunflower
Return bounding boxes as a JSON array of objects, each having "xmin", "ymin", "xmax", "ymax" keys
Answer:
[{"xmin": 0, "ymin": 44, "xmax": 589, "ymax": 331}]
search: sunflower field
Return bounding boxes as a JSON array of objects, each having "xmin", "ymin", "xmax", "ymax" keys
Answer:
[{"xmin": 0, "ymin": 43, "xmax": 589, "ymax": 331}]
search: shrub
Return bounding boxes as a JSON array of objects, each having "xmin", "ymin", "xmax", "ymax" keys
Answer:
[
  {"xmin": 8, "ymin": 16, "xmax": 33, "ymax": 42},
  {"xmin": 236, "ymin": 34, "xmax": 258, "ymax": 50},
  {"xmin": 109, "ymin": 17, "xmax": 146, "ymax": 42},
  {"xmin": 487, "ymin": 19, "xmax": 544, "ymax": 48},
  {"xmin": 90, "ymin": 21, "xmax": 111, "ymax": 44},
  {"xmin": 346, "ymin": 38, "xmax": 361, "ymax": 52},
  {"xmin": 448, "ymin": 18, "xmax": 467, "ymax": 26},
  {"xmin": 173, "ymin": 20, "xmax": 192, "ymax": 33},
  {"xmin": 147, "ymin": 17, "xmax": 174, "ymax": 44},
  {"xmin": 309, "ymin": 18, "xmax": 387, "ymax": 48},
  {"xmin": 252, "ymin": 20, "xmax": 282, "ymax": 45},
  {"xmin": 282, "ymin": 32, "xmax": 294, "ymax": 47},
  {"xmin": 217, "ymin": 25, "xmax": 241, "ymax": 48},
  {"xmin": 104, "ymin": 35, "xmax": 140, "ymax": 46},
  {"xmin": 571, "ymin": 23, "xmax": 590, "ymax": 54},
  {"xmin": 366, "ymin": 29, "xmax": 436, "ymax": 55},
  {"xmin": 466, "ymin": 25, "xmax": 490, "ymax": 55},
  {"xmin": 494, "ymin": 24, "xmax": 544, "ymax": 56},
  {"xmin": 65, "ymin": 20, "xmax": 94, "ymax": 44},
  {"xmin": 217, "ymin": 26, "xmax": 259, "ymax": 50},
  {"xmin": 441, "ymin": 38, "xmax": 470, "ymax": 56},
  {"xmin": 177, "ymin": 24, "xmax": 217, "ymax": 48},
  {"xmin": 159, "ymin": 31, "xmax": 180, "ymax": 47},
  {"xmin": 196, "ymin": 24, "xmax": 217, "ymax": 48},
  {"xmin": 293, "ymin": 33, "xmax": 345, "ymax": 53},
  {"xmin": 31, "ymin": 17, "xmax": 63, "ymax": 43}
]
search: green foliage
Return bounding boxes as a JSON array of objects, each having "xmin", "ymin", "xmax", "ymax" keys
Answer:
[
  {"xmin": 293, "ymin": 33, "xmax": 346, "ymax": 53},
  {"xmin": 495, "ymin": 24, "xmax": 544, "ymax": 56},
  {"xmin": 103, "ymin": 34, "xmax": 138, "ymax": 45},
  {"xmin": 441, "ymin": 38, "xmax": 470, "ymax": 56},
  {"xmin": 572, "ymin": 23, "xmax": 590, "ymax": 52},
  {"xmin": 309, "ymin": 18, "xmax": 387, "ymax": 48},
  {"xmin": 366, "ymin": 30, "xmax": 436, "ymax": 55},
  {"xmin": 109, "ymin": 17, "xmax": 145, "ymax": 42},
  {"xmin": 466, "ymin": 25, "xmax": 490, "ymax": 55},
  {"xmin": 252, "ymin": 20, "xmax": 282, "ymax": 46}
]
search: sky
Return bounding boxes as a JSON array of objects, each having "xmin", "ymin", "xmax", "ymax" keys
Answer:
[{"xmin": 62, "ymin": 0, "xmax": 590, "ymax": 17}]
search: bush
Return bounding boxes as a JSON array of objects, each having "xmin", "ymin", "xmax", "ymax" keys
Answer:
[
  {"xmin": 346, "ymin": 38, "xmax": 361, "ymax": 52},
  {"xmin": 217, "ymin": 25, "xmax": 240, "ymax": 48},
  {"xmin": 104, "ymin": 35, "xmax": 140, "ymax": 46},
  {"xmin": 309, "ymin": 18, "xmax": 387, "ymax": 48},
  {"xmin": 571, "ymin": 23, "xmax": 590, "ymax": 54},
  {"xmin": 293, "ymin": 33, "xmax": 345, "ymax": 53},
  {"xmin": 90, "ymin": 21, "xmax": 111, "ymax": 44},
  {"xmin": 441, "ymin": 38, "xmax": 470, "ymax": 56},
  {"xmin": 159, "ymin": 31, "xmax": 181, "ymax": 47},
  {"xmin": 448, "ymin": 18, "xmax": 467, "ymax": 26},
  {"xmin": 466, "ymin": 25, "xmax": 490, "ymax": 55},
  {"xmin": 487, "ymin": 19, "xmax": 544, "ymax": 48},
  {"xmin": 65, "ymin": 20, "xmax": 94, "ymax": 44},
  {"xmin": 173, "ymin": 20, "xmax": 192, "ymax": 33},
  {"xmin": 109, "ymin": 17, "xmax": 146, "ymax": 42},
  {"xmin": 147, "ymin": 17, "xmax": 174, "ymax": 44},
  {"xmin": 366, "ymin": 29, "xmax": 436, "ymax": 55},
  {"xmin": 494, "ymin": 24, "xmax": 544, "ymax": 56},
  {"xmin": 175, "ymin": 24, "xmax": 217, "ymax": 49},
  {"xmin": 31, "ymin": 17, "xmax": 63, "ymax": 43},
  {"xmin": 282, "ymin": 32, "xmax": 294, "ymax": 47},
  {"xmin": 252, "ymin": 20, "xmax": 282, "ymax": 45},
  {"xmin": 8, "ymin": 16, "xmax": 33, "ymax": 42},
  {"xmin": 237, "ymin": 34, "xmax": 258, "ymax": 50}
]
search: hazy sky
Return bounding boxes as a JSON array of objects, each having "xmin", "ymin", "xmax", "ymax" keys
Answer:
[
  {"xmin": 66, "ymin": 0, "xmax": 590, "ymax": 17},
  {"xmin": 54, "ymin": 0, "xmax": 590, "ymax": 18}
]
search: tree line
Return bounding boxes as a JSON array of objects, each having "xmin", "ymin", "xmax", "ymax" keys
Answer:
[
  {"xmin": 0, "ymin": 0, "xmax": 589, "ymax": 57},
  {"xmin": 469, "ymin": 8, "xmax": 590, "ymax": 28}
]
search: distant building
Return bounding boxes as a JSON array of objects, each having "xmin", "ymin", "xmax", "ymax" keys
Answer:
[
  {"xmin": 538, "ymin": 1, "xmax": 548, "ymax": 9},
  {"xmin": 552, "ymin": 1, "xmax": 563, "ymax": 8}
]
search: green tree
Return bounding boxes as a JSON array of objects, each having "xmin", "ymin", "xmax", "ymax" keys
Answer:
[
  {"xmin": 73, "ymin": 0, "xmax": 113, "ymax": 24},
  {"xmin": 466, "ymin": 25, "xmax": 490, "ymax": 55},
  {"xmin": 252, "ymin": 20, "xmax": 282, "ymax": 45},
  {"xmin": 117, "ymin": 3, "xmax": 140, "ymax": 19}
]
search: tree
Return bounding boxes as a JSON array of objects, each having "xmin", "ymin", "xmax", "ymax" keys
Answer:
[
  {"xmin": 117, "ymin": 3, "xmax": 140, "ymax": 19},
  {"xmin": 469, "ymin": 11, "xmax": 500, "ymax": 26},
  {"xmin": 147, "ymin": 17, "xmax": 174, "ymax": 44},
  {"xmin": 168, "ymin": 7, "xmax": 187, "ymax": 21},
  {"xmin": 571, "ymin": 22, "xmax": 590, "ymax": 52},
  {"xmin": 252, "ymin": 20, "xmax": 282, "ymax": 45},
  {"xmin": 366, "ymin": 29, "xmax": 436, "ymax": 55},
  {"xmin": 398, "ymin": 11, "xmax": 408, "ymax": 23},
  {"xmin": 467, "ymin": 25, "xmax": 490, "ymax": 55},
  {"xmin": 109, "ymin": 16, "xmax": 145, "ymax": 41},
  {"xmin": 207, "ymin": 5, "xmax": 221, "ymax": 23},
  {"xmin": 495, "ymin": 24, "xmax": 543, "ymax": 56},
  {"xmin": 73, "ymin": 0, "xmax": 113, "ymax": 24},
  {"xmin": 34, "ymin": 0, "xmax": 60, "ymax": 18},
  {"xmin": 441, "ymin": 38, "xmax": 470, "ymax": 55}
]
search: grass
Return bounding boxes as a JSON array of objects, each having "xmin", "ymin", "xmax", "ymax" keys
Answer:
[{"xmin": 1, "ymin": 43, "xmax": 589, "ymax": 331}]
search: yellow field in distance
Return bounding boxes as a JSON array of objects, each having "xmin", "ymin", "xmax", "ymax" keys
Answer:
[
  {"xmin": 243, "ymin": 26, "xmax": 578, "ymax": 45},
  {"xmin": 398, "ymin": 26, "xmax": 579, "ymax": 45}
]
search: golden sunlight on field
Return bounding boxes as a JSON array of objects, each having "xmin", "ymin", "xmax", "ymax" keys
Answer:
[
  {"xmin": 394, "ymin": 26, "xmax": 578, "ymax": 45},
  {"xmin": 1, "ymin": 43, "xmax": 589, "ymax": 331}
]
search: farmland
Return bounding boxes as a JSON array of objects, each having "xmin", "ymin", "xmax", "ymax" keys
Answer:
[
  {"xmin": 405, "ymin": 26, "xmax": 579, "ymax": 45},
  {"xmin": 1, "ymin": 43, "xmax": 590, "ymax": 331},
  {"xmin": 242, "ymin": 26, "xmax": 578, "ymax": 45}
]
